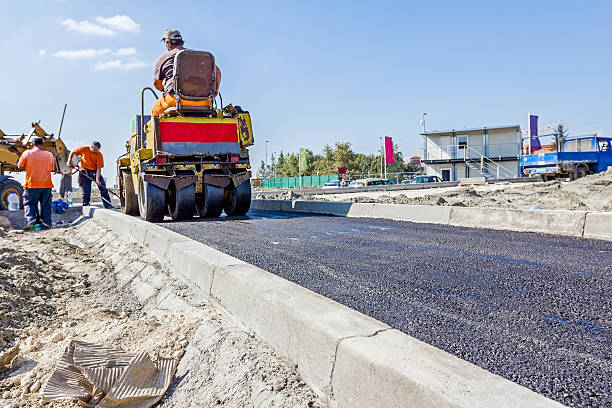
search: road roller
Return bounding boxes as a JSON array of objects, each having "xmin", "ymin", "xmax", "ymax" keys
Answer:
[{"xmin": 117, "ymin": 49, "xmax": 254, "ymax": 222}]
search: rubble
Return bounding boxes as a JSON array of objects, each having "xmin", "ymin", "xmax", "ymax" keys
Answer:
[
  {"xmin": 258, "ymin": 167, "xmax": 612, "ymax": 211},
  {"xmin": 0, "ymin": 219, "xmax": 324, "ymax": 408}
]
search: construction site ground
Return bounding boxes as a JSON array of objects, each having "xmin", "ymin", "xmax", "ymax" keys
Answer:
[
  {"xmin": 0, "ymin": 215, "xmax": 324, "ymax": 408},
  {"xmin": 257, "ymin": 168, "xmax": 612, "ymax": 211}
]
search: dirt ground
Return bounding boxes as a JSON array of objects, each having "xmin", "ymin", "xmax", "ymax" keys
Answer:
[
  {"xmin": 0, "ymin": 218, "xmax": 325, "ymax": 408},
  {"xmin": 257, "ymin": 168, "xmax": 612, "ymax": 211}
]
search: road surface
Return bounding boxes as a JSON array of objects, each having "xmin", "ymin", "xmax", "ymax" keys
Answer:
[{"xmin": 161, "ymin": 210, "xmax": 612, "ymax": 408}]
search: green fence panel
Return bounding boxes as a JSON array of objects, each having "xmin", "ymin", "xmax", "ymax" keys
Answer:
[{"xmin": 261, "ymin": 174, "xmax": 339, "ymax": 188}]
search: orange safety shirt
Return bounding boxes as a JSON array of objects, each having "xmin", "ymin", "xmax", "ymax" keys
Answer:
[
  {"xmin": 73, "ymin": 146, "xmax": 104, "ymax": 170},
  {"xmin": 18, "ymin": 147, "xmax": 54, "ymax": 189}
]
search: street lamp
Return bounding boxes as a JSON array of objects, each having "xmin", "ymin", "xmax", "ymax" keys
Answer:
[
  {"xmin": 421, "ymin": 113, "xmax": 427, "ymax": 166},
  {"xmin": 265, "ymin": 140, "xmax": 269, "ymax": 170},
  {"xmin": 421, "ymin": 112, "xmax": 427, "ymax": 134}
]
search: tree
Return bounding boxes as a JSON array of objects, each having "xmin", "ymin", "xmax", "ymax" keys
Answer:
[
  {"xmin": 555, "ymin": 123, "xmax": 568, "ymax": 145},
  {"xmin": 256, "ymin": 160, "xmax": 268, "ymax": 178},
  {"xmin": 385, "ymin": 143, "xmax": 405, "ymax": 174},
  {"xmin": 265, "ymin": 141, "xmax": 412, "ymax": 179},
  {"xmin": 332, "ymin": 142, "xmax": 356, "ymax": 172}
]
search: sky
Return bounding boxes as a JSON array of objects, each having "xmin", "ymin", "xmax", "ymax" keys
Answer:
[{"xmin": 1, "ymin": 0, "xmax": 611, "ymax": 184}]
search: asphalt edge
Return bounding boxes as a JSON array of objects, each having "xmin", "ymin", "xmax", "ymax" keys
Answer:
[
  {"xmin": 251, "ymin": 199, "xmax": 612, "ymax": 241},
  {"xmin": 81, "ymin": 206, "xmax": 566, "ymax": 408}
]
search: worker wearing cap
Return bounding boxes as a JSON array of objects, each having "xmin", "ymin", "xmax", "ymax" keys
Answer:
[
  {"xmin": 151, "ymin": 29, "xmax": 221, "ymax": 116},
  {"xmin": 18, "ymin": 137, "xmax": 54, "ymax": 230},
  {"xmin": 68, "ymin": 142, "xmax": 113, "ymax": 209}
]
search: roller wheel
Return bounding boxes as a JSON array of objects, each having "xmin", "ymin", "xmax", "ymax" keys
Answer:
[
  {"xmin": 195, "ymin": 184, "xmax": 223, "ymax": 218},
  {"xmin": 167, "ymin": 183, "xmax": 195, "ymax": 221},
  {"xmin": 224, "ymin": 180, "xmax": 251, "ymax": 217},
  {"xmin": 138, "ymin": 174, "xmax": 165, "ymax": 222},
  {"xmin": 121, "ymin": 170, "xmax": 139, "ymax": 216},
  {"xmin": 0, "ymin": 178, "xmax": 23, "ymax": 210}
]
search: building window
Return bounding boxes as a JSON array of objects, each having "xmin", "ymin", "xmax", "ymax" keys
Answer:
[
  {"xmin": 458, "ymin": 136, "xmax": 467, "ymax": 149},
  {"xmin": 441, "ymin": 169, "xmax": 451, "ymax": 181}
]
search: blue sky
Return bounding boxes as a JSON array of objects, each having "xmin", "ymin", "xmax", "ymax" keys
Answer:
[{"xmin": 1, "ymin": 0, "xmax": 611, "ymax": 183}]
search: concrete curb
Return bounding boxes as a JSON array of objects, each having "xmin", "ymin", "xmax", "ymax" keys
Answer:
[
  {"xmin": 82, "ymin": 207, "xmax": 565, "ymax": 407},
  {"xmin": 251, "ymin": 199, "xmax": 612, "ymax": 240},
  {"xmin": 583, "ymin": 212, "xmax": 612, "ymax": 240}
]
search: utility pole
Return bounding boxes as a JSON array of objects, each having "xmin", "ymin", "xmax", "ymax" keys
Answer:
[
  {"xmin": 422, "ymin": 113, "xmax": 427, "ymax": 164},
  {"xmin": 265, "ymin": 140, "xmax": 269, "ymax": 173},
  {"xmin": 379, "ymin": 136, "xmax": 383, "ymax": 179}
]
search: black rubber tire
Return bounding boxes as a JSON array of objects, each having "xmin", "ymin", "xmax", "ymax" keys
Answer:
[
  {"xmin": 195, "ymin": 185, "xmax": 223, "ymax": 218},
  {"xmin": 168, "ymin": 183, "xmax": 195, "ymax": 221},
  {"xmin": 121, "ymin": 170, "xmax": 140, "ymax": 216},
  {"xmin": 574, "ymin": 165, "xmax": 588, "ymax": 180},
  {"xmin": 0, "ymin": 178, "xmax": 24, "ymax": 211},
  {"xmin": 223, "ymin": 180, "xmax": 252, "ymax": 216},
  {"xmin": 138, "ymin": 174, "xmax": 165, "ymax": 223}
]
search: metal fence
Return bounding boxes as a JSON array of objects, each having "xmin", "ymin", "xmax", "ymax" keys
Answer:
[
  {"xmin": 260, "ymin": 171, "xmax": 421, "ymax": 188},
  {"xmin": 261, "ymin": 174, "xmax": 339, "ymax": 188}
]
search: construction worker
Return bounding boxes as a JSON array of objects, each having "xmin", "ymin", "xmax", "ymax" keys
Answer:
[
  {"xmin": 151, "ymin": 29, "xmax": 221, "ymax": 116},
  {"xmin": 59, "ymin": 174, "xmax": 72, "ymax": 201},
  {"xmin": 68, "ymin": 142, "xmax": 113, "ymax": 209},
  {"xmin": 17, "ymin": 137, "xmax": 54, "ymax": 230}
]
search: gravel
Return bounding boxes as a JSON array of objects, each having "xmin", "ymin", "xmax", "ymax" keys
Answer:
[{"xmin": 162, "ymin": 210, "xmax": 612, "ymax": 408}]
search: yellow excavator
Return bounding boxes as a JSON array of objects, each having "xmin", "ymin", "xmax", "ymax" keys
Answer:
[{"xmin": 0, "ymin": 113, "xmax": 72, "ymax": 210}]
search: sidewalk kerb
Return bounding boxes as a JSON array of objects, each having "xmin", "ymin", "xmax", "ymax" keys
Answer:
[{"xmin": 81, "ymin": 207, "xmax": 567, "ymax": 407}]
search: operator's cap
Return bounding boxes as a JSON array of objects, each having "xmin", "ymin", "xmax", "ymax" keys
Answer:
[{"xmin": 161, "ymin": 29, "xmax": 182, "ymax": 42}]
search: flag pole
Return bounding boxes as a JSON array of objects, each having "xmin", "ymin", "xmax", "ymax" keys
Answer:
[
  {"xmin": 384, "ymin": 137, "xmax": 387, "ymax": 180},
  {"xmin": 298, "ymin": 149, "xmax": 302, "ymax": 190}
]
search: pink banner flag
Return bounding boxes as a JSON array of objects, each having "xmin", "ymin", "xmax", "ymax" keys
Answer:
[{"xmin": 385, "ymin": 136, "xmax": 394, "ymax": 164}]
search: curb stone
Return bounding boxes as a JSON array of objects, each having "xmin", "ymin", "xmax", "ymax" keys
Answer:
[{"xmin": 81, "ymin": 206, "xmax": 566, "ymax": 407}]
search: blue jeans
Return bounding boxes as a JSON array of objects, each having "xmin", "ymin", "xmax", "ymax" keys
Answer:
[
  {"xmin": 23, "ymin": 188, "xmax": 52, "ymax": 228},
  {"xmin": 80, "ymin": 169, "xmax": 113, "ymax": 208}
]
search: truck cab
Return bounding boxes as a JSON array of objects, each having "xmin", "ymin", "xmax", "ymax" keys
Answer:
[{"xmin": 520, "ymin": 135, "xmax": 612, "ymax": 180}]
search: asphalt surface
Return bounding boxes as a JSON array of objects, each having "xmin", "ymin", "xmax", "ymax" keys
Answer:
[{"xmin": 161, "ymin": 210, "xmax": 612, "ymax": 407}]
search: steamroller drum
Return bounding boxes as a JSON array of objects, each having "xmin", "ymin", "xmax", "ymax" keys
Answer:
[
  {"xmin": 138, "ymin": 174, "xmax": 165, "ymax": 223},
  {"xmin": 195, "ymin": 184, "xmax": 223, "ymax": 218},
  {"xmin": 168, "ymin": 183, "xmax": 195, "ymax": 221},
  {"xmin": 223, "ymin": 180, "xmax": 251, "ymax": 217},
  {"xmin": 121, "ymin": 170, "xmax": 139, "ymax": 216}
]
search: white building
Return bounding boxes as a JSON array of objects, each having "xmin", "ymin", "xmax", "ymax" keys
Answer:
[{"xmin": 421, "ymin": 125, "xmax": 521, "ymax": 181}]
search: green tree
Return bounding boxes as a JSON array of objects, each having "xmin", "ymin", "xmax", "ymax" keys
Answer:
[
  {"xmin": 256, "ymin": 160, "xmax": 268, "ymax": 178},
  {"xmin": 332, "ymin": 142, "xmax": 356, "ymax": 172},
  {"xmin": 555, "ymin": 123, "xmax": 568, "ymax": 145},
  {"xmin": 385, "ymin": 143, "xmax": 405, "ymax": 174}
]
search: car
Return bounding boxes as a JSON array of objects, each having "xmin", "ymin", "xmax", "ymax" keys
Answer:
[
  {"xmin": 410, "ymin": 176, "xmax": 444, "ymax": 184},
  {"xmin": 400, "ymin": 179, "xmax": 412, "ymax": 184},
  {"xmin": 383, "ymin": 179, "xmax": 397, "ymax": 185},
  {"xmin": 348, "ymin": 179, "xmax": 385, "ymax": 187},
  {"xmin": 322, "ymin": 180, "xmax": 341, "ymax": 189}
]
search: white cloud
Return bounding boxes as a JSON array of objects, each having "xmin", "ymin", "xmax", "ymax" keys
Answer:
[
  {"xmin": 114, "ymin": 47, "xmax": 136, "ymax": 56},
  {"xmin": 53, "ymin": 48, "xmax": 111, "ymax": 59},
  {"xmin": 38, "ymin": 49, "xmax": 46, "ymax": 56},
  {"xmin": 93, "ymin": 60, "xmax": 147, "ymax": 71},
  {"xmin": 61, "ymin": 18, "xmax": 115, "ymax": 36},
  {"xmin": 95, "ymin": 15, "xmax": 140, "ymax": 33}
]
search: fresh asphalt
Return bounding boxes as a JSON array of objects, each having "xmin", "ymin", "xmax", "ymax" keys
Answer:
[{"xmin": 160, "ymin": 210, "xmax": 612, "ymax": 408}]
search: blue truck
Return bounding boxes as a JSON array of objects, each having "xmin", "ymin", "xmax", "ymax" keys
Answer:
[{"xmin": 520, "ymin": 135, "xmax": 612, "ymax": 181}]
